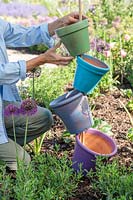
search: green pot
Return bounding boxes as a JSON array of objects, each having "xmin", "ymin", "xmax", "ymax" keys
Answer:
[{"xmin": 55, "ymin": 19, "xmax": 89, "ymax": 56}]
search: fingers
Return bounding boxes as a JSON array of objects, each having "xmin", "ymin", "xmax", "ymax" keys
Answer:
[
  {"xmin": 53, "ymin": 40, "xmax": 62, "ymax": 50},
  {"xmin": 70, "ymin": 12, "xmax": 88, "ymax": 21},
  {"xmin": 55, "ymin": 55, "xmax": 74, "ymax": 65}
]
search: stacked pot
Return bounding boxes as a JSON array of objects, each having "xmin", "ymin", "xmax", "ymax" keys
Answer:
[{"xmin": 50, "ymin": 19, "xmax": 117, "ymax": 174}]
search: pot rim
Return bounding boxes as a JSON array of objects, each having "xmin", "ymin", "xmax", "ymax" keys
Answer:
[
  {"xmin": 50, "ymin": 89, "xmax": 83, "ymax": 108},
  {"xmin": 77, "ymin": 55, "xmax": 110, "ymax": 75},
  {"xmin": 55, "ymin": 19, "xmax": 89, "ymax": 37},
  {"xmin": 76, "ymin": 128, "xmax": 117, "ymax": 156}
]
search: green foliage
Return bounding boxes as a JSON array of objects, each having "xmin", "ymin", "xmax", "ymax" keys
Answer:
[
  {"xmin": 0, "ymin": 165, "xmax": 13, "ymax": 200},
  {"xmin": 92, "ymin": 118, "xmax": 113, "ymax": 136},
  {"xmin": 28, "ymin": 44, "xmax": 48, "ymax": 54},
  {"xmin": 87, "ymin": 157, "xmax": 133, "ymax": 200},
  {"xmin": 127, "ymin": 128, "xmax": 133, "ymax": 142},
  {"xmin": 126, "ymin": 99, "xmax": 133, "ymax": 113},
  {"xmin": 22, "ymin": 61, "xmax": 75, "ymax": 108},
  {"xmin": 0, "ymin": 154, "xmax": 82, "ymax": 199},
  {"xmin": 61, "ymin": 131, "xmax": 74, "ymax": 144},
  {"xmin": 28, "ymin": 132, "xmax": 49, "ymax": 155},
  {"xmin": 121, "ymin": 89, "xmax": 133, "ymax": 99}
]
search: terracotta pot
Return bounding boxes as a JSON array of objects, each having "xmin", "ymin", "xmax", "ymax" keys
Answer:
[{"xmin": 72, "ymin": 128, "xmax": 117, "ymax": 174}]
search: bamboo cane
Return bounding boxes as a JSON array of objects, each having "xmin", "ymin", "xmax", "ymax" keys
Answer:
[
  {"xmin": 79, "ymin": 0, "xmax": 82, "ymax": 21},
  {"xmin": 78, "ymin": 0, "xmax": 84, "ymax": 144}
]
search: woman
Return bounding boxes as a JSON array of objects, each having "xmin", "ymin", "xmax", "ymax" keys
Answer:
[{"xmin": 0, "ymin": 12, "xmax": 86, "ymax": 170}]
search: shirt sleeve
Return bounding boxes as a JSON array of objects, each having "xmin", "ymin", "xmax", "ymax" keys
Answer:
[
  {"xmin": 3, "ymin": 21, "xmax": 54, "ymax": 48},
  {"xmin": 0, "ymin": 60, "xmax": 26, "ymax": 85}
]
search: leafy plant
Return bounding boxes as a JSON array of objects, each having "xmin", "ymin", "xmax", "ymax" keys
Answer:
[
  {"xmin": 92, "ymin": 117, "xmax": 113, "ymax": 136},
  {"xmin": 0, "ymin": 153, "xmax": 82, "ymax": 199},
  {"xmin": 121, "ymin": 89, "xmax": 133, "ymax": 99},
  {"xmin": 126, "ymin": 99, "xmax": 133, "ymax": 113},
  {"xmin": 0, "ymin": 165, "xmax": 13, "ymax": 200},
  {"xmin": 28, "ymin": 134, "xmax": 46, "ymax": 155},
  {"xmin": 21, "ymin": 60, "xmax": 75, "ymax": 109},
  {"xmin": 87, "ymin": 157, "xmax": 133, "ymax": 200},
  {"xmin": 127, "ymin": 128, "xmax": 133, "ymax": 142}
]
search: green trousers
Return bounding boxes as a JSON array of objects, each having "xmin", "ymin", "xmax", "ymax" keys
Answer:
[{"xmin": 0, "ymin": 101, "xmax": 53, "ymax": 170}]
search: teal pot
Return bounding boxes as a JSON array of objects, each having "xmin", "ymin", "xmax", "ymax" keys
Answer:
[
  {"xmin": 49, "ymin": 90, "xmax": 93, "ymax": 134},
  {"xmin": 55, "ymin": 19, "xmax": 89, "ymax": 56},
  {"xmin": 73, "ymin": 54, "xmax": 110, "ymax": 94},
  {"xmin": 72, "ymin": 128, "xmax": 117, "ymax": 175}
]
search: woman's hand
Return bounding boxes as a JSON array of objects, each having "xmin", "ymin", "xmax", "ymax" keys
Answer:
[
  {"xmin": 48, "ymin": 12, "xmax": 87, "ymax": 36},
  {"xmin": 41, "ymin": 42, "xmax": 73, "ymax": 65},
  {"xmin": 26, "ymin": 42, "xmax": 73, "ymax": 72}
]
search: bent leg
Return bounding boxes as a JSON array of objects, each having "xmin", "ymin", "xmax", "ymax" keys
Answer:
[
  {"xmin": 0, "ymin": 138, "xmax": 31, "ymax": 170},
  {"xmin": 4, "ymin": 101, "xmax": 53, "ymax": 146}
]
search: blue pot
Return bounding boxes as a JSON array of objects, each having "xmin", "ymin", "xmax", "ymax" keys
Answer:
[
  {"xmin": 49, "ymin": 90, "xmax": 93, "ymax": 134},
  {"xmin": 73, "ymin": 54, "xmax": 110, "ymax": 94}
]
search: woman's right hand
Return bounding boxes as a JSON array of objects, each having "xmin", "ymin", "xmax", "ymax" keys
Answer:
[
  {"xmin": 26, "ymin": 42, "xmax": 74, "ymax": 72},
  {"xmin": 41, "ymin": 42, "xmax": 73, "ymax": 65}
]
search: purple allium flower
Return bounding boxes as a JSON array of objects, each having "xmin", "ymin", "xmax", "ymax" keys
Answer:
[
  {"xmin": 4, "ymin": 104, "xmax": 20, "ymax": 117},
  {"xmin": 20, "ymin": 99, "xmax": 37, "ymax": 116},
  {"xmin": 89, "ymin": 4, "xmax": 96, "ymax": 13},
  {"xmin": 90, "ymin": 38, "xmax": 110, "ymax": 53}
]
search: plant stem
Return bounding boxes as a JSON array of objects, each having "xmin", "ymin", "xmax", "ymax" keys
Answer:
[
  {"xmin": 119, "ymin": 99, "xmax": 133, "ymax": 126},
  {"xmin": 37, "ymin": 133, "xmax": 46, "ymax": 154},
  {"xmin": 12, "ymin": 114, "xmax": 19, "ymax": 168},
  {"xmin": 23, "ymin": 116, "xmax": 28, "ymax": 160},
  {"xmin": 32, "ymin": 71, "xmax": 35, "ymax": 99}
]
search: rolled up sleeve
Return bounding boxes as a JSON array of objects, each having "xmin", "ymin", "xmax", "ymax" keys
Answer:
[
  {"xmin": 4, "ymin": 20, "xmax": 55, "ymax": 48},
  {"xmin": 40, "ymin": 23, "xmax": 54, "ymax": 48},
  {"xmin": 18, "ymin": 60, "xmax": 26, "ymax": 81},
  {"xmin": 0, "ymin": 60, "xmax": 26, "ymax": 85}
]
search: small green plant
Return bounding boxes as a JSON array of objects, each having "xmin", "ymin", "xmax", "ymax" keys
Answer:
[
  {"xmin": 121, "ymin": 89, "xmax": 133, "ymax": 99},
  {"xmin": 92, "ymin": 117, "xmax": 113, "ymax": 136},
  {"xmin": 28, "ymin": 133, "xmax": 46, "ymax": 155},
  {"xmin": 61, "ymin": 131, "xmax": 74, "ymax": 144},
  {"xmin": 126, "ymin": 99, "xmax": 133, "ymax": 113},
  {"xmin": 87, "ymin": 157, "xmax": 133, "ymax": 200},
  {"xmin": 127, "ymin": 127, "xmax": 133, "ymax": 142}
]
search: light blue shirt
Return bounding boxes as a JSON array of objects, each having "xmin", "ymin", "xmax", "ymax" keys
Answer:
[{"xmin": 0, "ymin": 18, "xmax": 54, "ymax": 144}]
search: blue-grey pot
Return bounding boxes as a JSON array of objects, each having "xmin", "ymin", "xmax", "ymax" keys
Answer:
[{"xmin": 49, "ymin": 90, "xmax": 93, "ymax": 134}]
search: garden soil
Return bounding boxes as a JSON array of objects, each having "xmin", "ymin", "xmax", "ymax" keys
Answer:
[{"xmin": 8, "ymin": 49, "xmax": 133, "ymax": 200}]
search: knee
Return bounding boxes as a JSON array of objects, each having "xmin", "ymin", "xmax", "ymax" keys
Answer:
[
  {"xmin": 44, "ymin": 109, "xmax": 53, "ymax": 127},
  {"xmin": 39, "ymin": 107, "xmax": 53, "ymax": 131}
]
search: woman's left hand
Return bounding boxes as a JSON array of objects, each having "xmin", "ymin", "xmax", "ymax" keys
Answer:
[{"xmin": 48, "ymin": 12, "xmax": 88, "ymax": 36}]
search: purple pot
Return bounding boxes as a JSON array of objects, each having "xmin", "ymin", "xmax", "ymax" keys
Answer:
[
  {"xmin": 72, "ymin": 128, "xmax": 117, "ymax": 174},
  {"xmin": 49, "ymin": 90, "xmax": 93, "ymax": 134}
]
